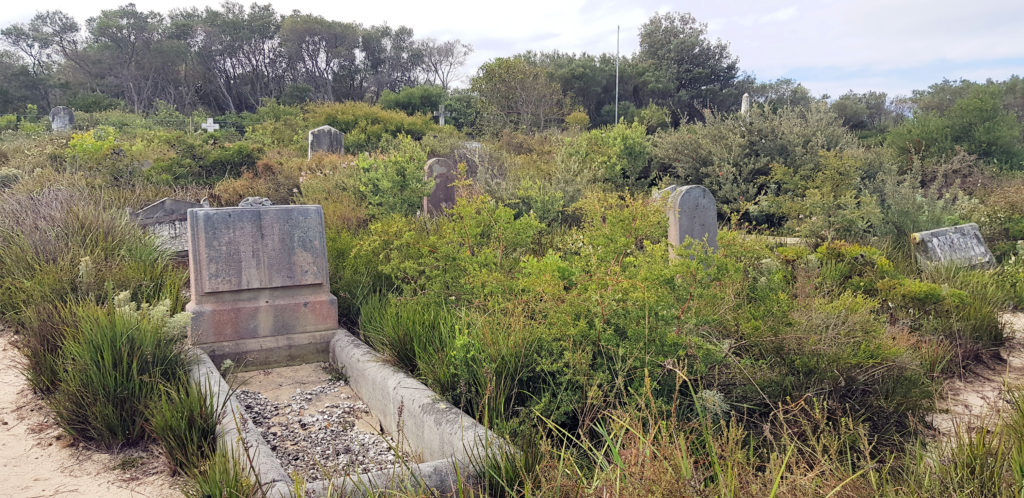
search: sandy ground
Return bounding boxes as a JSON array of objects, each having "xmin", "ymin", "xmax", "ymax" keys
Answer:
[
  {"xmin": 930, "ymin": 312, "xmax": 1024, "ymax": 436},
  {"xmin": 0, "ymin": 329, "xmax": 182, "ymax": 498}
]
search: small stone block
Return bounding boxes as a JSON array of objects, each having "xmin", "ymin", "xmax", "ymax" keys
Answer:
[{"xmin": 911, "ymin": 223, "xmax": 995, "ymax": 269}]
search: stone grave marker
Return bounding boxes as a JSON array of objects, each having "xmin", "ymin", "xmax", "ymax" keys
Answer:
[
  {"xmin": 741, "ymin": 93, "xmax": 751, "ymax": 116},
  {"xmin": 422, "ymin": 157, "xmax": 457, "ymax": 216},
  {"xmin": 131, "ymin": 197, "xmax": 204, "ymax": 258},
  {"xmin": 238, "ymin": 196, "xmax": 272, "ymax": 207},
  {"xmin": 49, "ymin": 106, "xmax": 74, "ymax": 132},
  {"xmin": 433, "ymin": 103, "xmax": 451, "ymax": 126},
  {"xmin": 201, "ymin": 118, "xmax": 220, "ymax": 132},
  {"xmin": 652, "ymin": 184, "xmax": 679, "ymax": 201},
  {"xmin": 308, "ymin": 125, "xmax": 344, "ymax": 159},
  {"xmin": 666, "ymin": 185, "xmax": 718, "ymax": 256},
  {"xmin": 911, "ymin": 223, "xmax": 995, "ymax": 269},
  {"xmin": 186, "ymin": 205, "xmax": 339, "ymax": 366}
]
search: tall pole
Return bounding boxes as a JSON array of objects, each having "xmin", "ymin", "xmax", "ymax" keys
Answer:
[{"xmin": 615, "ymin": 25, "xmax": 620, "ymax": 124}]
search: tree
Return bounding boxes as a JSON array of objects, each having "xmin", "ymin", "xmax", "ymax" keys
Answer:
[
  {"xmin": 635, "ymin": 12, "xmax": 742, "ymax": 123},
  {"xmin": 472, "ymin": 56, "xmax": 567, "ymax": 132},
  {"xmin": 419, "ymin": 38, "xmax": 471, "ymax": 90},
  {"xmin": 359, "ymin": 24, "xmax": 423, "ymax": 100},
  {"xmin": 279, "ymin": 12, "xmax": 360, "ymax": 102},
  {"xmin": 749, "ymin": 78, "xmax": 814, "ymax": 110}
]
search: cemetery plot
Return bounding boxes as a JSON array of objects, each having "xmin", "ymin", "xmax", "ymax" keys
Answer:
[{"xmin": 233, "ymin": 363, "xmax": 413, "ymax": 482}]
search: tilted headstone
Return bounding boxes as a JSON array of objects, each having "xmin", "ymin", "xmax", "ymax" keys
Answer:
[
  {"xmin": 186, "ymin": 205, "xmax": 339, "ymax": 365},
  {"xmin": 666, "ymin": 185, "xmax": 718, "ymax": 257},
  {"xmin": 49, "ymin": 106, "xmax": 74, "ymax": 132},
  {"xmin": 911, "ymin": 223, "xmax": 995, "ymax": 269},
  {"xmin": 308, "ymin": 125, "xmax": 344, "ymax": 159},
  {"xmin": 422, "ymin": 157, "xmax": 457, "ymax": 216},
  {"xmin": 131, "ymin": 197, "xmax": 204, "ymax": 257}
]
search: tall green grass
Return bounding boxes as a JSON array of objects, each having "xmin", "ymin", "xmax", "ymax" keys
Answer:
[
  {"xmin": 147, "ymin": 379, "xmax": 222, "ymax": 474},
  {"xmin": 53, "ymin": 299, "xmax": 191, "ymax": 448}
]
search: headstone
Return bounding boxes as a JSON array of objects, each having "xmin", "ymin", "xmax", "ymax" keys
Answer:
[
  {"xmin": 740, "ymin": 93, "xmax": 750, "ymax": 116},
  {"xmin": 422, "ymin": 158, "xmax": 457, "ymax": 216},
  {"xmin": 652, "ymin": 184, "xmax": 679, "ymax": 201},
  {"xmin": 131, "ymin": 198, "xmax": 203, "ymax": 257},
  {"xmin": 433, "ymin": 104, "xmax": 451, "ymax": 127},
  {"xmin": 49, "ymin": 106, "xmax": 74, "ymax": 132},
  {"xmin": 238, "ymin": 196, "xmax": 272, "ymax": 207},
  {"xmin": 910, "ymin": 223, "xmax": 995, "ymax": 269},
  {"xmin": 666, "ymin": 185, "xmax": 718, "ymax": 257},
  {"xmin": 308, "ymin": 125, "xmax": 344, "ymax": 159},
  {"xmin": 200, "ymin": 118, "xmax": 220, "ymax": 132},
  {"xmin": 186, "ymin": 205, "xmax": 339, "ymax": 366}
]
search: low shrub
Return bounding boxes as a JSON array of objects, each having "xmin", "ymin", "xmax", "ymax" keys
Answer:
[
  {"xmin": 210, "ymin": 159, "xmax": 299, "ymax": 206},
  {"xmin": 147, "ymin": 379, "xmax": 220, "ymax": 474},
  {"xmin": 52, "ymin": 294, "xmax": 191, "ymax": 448},
  {"xmin": 186, "ymin": 449, "xmax": 259, "ymax": 498}
]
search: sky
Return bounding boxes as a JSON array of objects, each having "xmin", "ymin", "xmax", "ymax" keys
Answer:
[{"xmin": 3, "ymin": 0, "xmax": 1023, "ymax": 98}]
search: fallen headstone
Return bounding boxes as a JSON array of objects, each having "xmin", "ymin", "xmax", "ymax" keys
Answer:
[
  {"xmin": 308, "ymin": 125, "xmax": 344, "ymax": 159},
  {"xmin": 49, "ymin": 106, "xmax": 74, "ymax": 132},
  {"xmin": 911, "ymin": 223, "xmax": 995, "ymax": 269},
  {"xmin": 422, "ymin": 158, "xmax": 456, "ymax": 216},
  {"xmin": 666, "ymin": 185, "xmax": 718, "ymax": 257},
  {"xmin": 131, "ymin": 197, "xmax": 204, "ymax": 257},
  {"xmin": 186, "ymin": 205, "xmax": 339, "ymax": 366}
]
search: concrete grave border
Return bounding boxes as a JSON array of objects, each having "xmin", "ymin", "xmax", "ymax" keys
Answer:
[{"xmin": 190, "ymin": 329, "xmax": 507, "ymax": 497}]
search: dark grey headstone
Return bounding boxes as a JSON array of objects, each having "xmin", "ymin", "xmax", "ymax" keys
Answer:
[
  {"xmin": 131, "ymin": 197, "xmax": 203, "ymax": 255},
  {"xmin": 307, "ymin": 125, "xmax": 344, "ymax": 159},
  {"xmin": 422, "ymin": 158, "xmax": 457, "ymax": 216},
  {"xmin": 667, "ymin": 185, "xmax": 718, "ymax": 256},
  {"xmin": 49, "ymin": 106, "xmax": 74, "ymax": 132},
  {"xmin": 911, "ymin": 223, "xmax": 995, "ymax": 269}
]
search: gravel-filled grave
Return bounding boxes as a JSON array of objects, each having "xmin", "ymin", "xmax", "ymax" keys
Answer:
[{"xmin": 233, "ymin": 363, "xmax": 413, "ymax": 481}]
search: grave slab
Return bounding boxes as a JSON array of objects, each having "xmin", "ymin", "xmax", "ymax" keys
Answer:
[{"xmin": 911, "ymin": 223, "xmax": 996, "ymax": 269}]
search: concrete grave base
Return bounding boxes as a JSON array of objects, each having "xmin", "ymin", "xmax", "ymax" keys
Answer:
[
  {"xmin": 199, "ymin": 329, "xmax": 338, "ymax": 370},
  {"xmin": 191, "ymin": 329, "xmax": 509, "ymax": 497}
]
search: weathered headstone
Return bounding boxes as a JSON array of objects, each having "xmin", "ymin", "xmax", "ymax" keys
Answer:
[
  {"xmin": 433, "ymin": 103, "xmax": 451, "ymax": 126},
  {"xmin": 308, "ymin": 125, "xmax": 344, "ymax": 159},
  {"xmin": 422, "ymin": 157, "xmax": 457, "ymax": 216},
  {"xmin": 740, "ymin": 93, "xmax": 751, "ymax": 116},
  {"xmin": 131, "ymin": 197, "xmax": 204, "ymax": 257},
  {"xmin": 911, "ymin": 223, "xmax": 995, "ymax": 269},
  {"xmin": 49, "ymin": 106, "xmax": 74, "ymax": 132},
  {"xmin": 666, "ymin": 185, "xmax": 718, "ymax": 257},
  {"xmin": 186, "ymin": 205, "xmax": 339, "ymax": 366},
  {"xmin": 200, "ymin": 118, "xmax": 220, "ymax": 132}
]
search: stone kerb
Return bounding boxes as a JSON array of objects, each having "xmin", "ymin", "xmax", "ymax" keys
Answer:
[
  {"xmin": 911, "ymin": 223, "xmax": 996, "ymax": 269},
  {"xmin": 186, "ymin": 205, "xmax": 339, "ymax": 366},
  {"xmin": 422, "ymin": 157, "xmax": 457, "ymax": 216},
  {"xmin": 308, "ymin": 125, "xmax": 344, "ymax": 159},
  {"xmin": 666, "ymin": 185, "xmax": 718, "ymax": 256}
]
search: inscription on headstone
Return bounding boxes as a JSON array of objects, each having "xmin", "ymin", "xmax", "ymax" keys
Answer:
[
  {"xmin": 308, "ymin": 125, "xmax": 344, "ymax": 159},
  {"xmin": 666, "ymin": 185, "xmax": 718, "ymax": 257},
  {"xmin": 49, "ymin": 106, "xmax": 74, "ymax": 132},
  {"xmin": 186, "ymin": 205, "xmax": 339, "ymax": 364},
  {"xmin": 911, "ymin": 223, "xmax": 995, "ymax": 269},
  {"xmin": 422, "ymin": 157, "xmax": 457, "ymax": 216}
]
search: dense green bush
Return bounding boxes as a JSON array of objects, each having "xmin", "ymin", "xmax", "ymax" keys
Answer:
[
  {"xmin": 378, "ymin": 84, "xmax": 447, "ymax": 116},
  {"xmin": 355, "ymin": 135, "xmax": 431, "ymax": 218},
  {"xmin": 561, "ymin": 121, "xmax": 651, "ymax": 189}
]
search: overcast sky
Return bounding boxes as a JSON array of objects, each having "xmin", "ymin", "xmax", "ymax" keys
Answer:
[{"xmin": 3, "ymin": 0, "xmax": 1023, "ymax": 98}]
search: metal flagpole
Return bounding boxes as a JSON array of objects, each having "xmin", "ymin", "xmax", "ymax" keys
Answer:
[{"xmin": 615, "ymin": 25, "xmax": 620, "ymax": 124}]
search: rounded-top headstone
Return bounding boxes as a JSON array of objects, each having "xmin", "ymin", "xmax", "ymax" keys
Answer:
[
  {"xmin": 49, "ymin": 106, "xmax": 74, "ymax": 132},
  {"xmin": 422, "ymin": 157, "xmax": 457, "ymax": 216},
  {"xmin": 667, "ymin": 185, "xmax": 718, "ymax": 253},
  {"xmin": 308, "ymin": 125, "xmax": 344, "ymax": 159}
]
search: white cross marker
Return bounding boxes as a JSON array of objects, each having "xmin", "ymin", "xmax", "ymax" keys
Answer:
[{"xmin": 201, "ymin": 118, "xmax": 220, "ymax": 132}]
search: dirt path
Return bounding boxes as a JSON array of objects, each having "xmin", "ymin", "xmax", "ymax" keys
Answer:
[
  {"xmin": 930, "ymin": 312, "xmax": 1024, "ymax": 436},
  {"xmin": 0, "ymin": 330, "xmax": 182, "ymax": 498}
]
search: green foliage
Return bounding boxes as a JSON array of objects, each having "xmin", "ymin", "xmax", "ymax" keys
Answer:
[
  {"xmin": 562, "ymin": 121, "xmax": 651, "ymax": 188},
  {"xmin": 564, "ymin": 110, "xmax": 590, "ymax": 131},
  {"xmin": 67, "ymin": 126, "xmax": 118, "ymax": 167},
  {"xmin": 185, "ymin": 449, "xmax": 258, "ymax": 498},
  {"xmin": 146, "ymin": 379, "xmax": 220, "ymax": 474},
  {"xmin": 66, "ymin": 92, "xmax": 123, "ymax": 113},
  {"xmin": 887, "ymin": 84, "xmax": 1024, "ymax": 169},
  {"xmin": 53, "ymin": 295, "xmax": 191, "ymax": 448},
  {"xmin": 378, "ymin": 84, "xmax": 446, "ymax": 116},
  {"xmin": 355, "ymin": 135, "xmax": 430, "ymax": 217}
]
